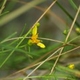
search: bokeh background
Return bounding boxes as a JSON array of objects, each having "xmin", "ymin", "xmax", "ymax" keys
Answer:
[{"xmin": 0, "ymin": 0, "xmax": 80, "ymax": 79}]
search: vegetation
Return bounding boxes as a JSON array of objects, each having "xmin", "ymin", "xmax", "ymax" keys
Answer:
[{"xmin": 0, "ymin": 0, "xmax": 80, "ymax": 80}]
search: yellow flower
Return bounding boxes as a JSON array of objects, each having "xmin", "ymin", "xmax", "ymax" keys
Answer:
[
  {"xmin": 68, "ymin": 64, "xmax": 74, "ymax": 69},
  {"xmin": 28, "ymin": 23, "xmax": 45, "ymax": 48}
]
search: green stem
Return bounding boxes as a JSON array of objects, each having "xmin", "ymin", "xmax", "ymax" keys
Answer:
[
  {"xmin": 56, "ymin": 2, "xmax": 80, "ymax": 28},
  {"xmin": 68, "ymin": 0, "xmax": 78, "ymax": 10}
]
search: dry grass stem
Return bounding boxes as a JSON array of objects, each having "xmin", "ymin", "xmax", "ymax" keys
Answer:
[{"xmin": 49, "ymin": 5, "xmax": 80, "ymax": 74}]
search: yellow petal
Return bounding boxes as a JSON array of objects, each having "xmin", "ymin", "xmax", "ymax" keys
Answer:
[
  {"xmin": 37, "ymin": 42, "xmax": 45, "ymax": 48},
  {"xmin": 32, "ymin": 23, "xmax": 40, "ymax": 35},
  {"xmin": 32, "ymin": 26, "xmax": 37, "ymax": 35},
  {"xmin": 68, "ymin": 64, "xmax": 74, "ymax": 69}
]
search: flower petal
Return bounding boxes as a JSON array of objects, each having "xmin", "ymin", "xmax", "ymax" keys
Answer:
[
  {"xmin": 68, "ymin": 64, "xmax": 74, "ymax": 69},
  {"xmin": 32, "ymin": 23, "xmax": 40, "ymax": 35},
  {"xmin": 37, "ymin": 42, "xmax": 45, "ymax": 48},
  {"xmin": 32, "ymin": 25, "xmax": 37, "ymax": 35}
]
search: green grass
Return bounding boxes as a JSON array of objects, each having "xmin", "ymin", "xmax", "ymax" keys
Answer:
[{"xmin": 0, "ymin": 0, "xmax": 80, "ymax": 80}]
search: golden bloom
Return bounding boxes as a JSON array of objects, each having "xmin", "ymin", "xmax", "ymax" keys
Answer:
[
  {"xmin": 28, "ymin": 23, "xmax": 45, "ymax": 48},
  {"xmin": 68, "ymin": 64, "xmax": 74, "ymax": 69}
]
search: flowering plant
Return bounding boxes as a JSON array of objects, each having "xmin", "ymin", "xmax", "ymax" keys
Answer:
[{"xmin": 28, "ymin": 23, "xmax": 45, "ymax": 48}]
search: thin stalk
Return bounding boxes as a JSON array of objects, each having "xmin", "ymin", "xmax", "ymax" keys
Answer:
[
  {"xmin": 0, "ymin": 0, "xmax": 7, "ymax": 14},
  {"xmin": 56, "ymin": 2, "xmax": 80, "ymax": 27}
]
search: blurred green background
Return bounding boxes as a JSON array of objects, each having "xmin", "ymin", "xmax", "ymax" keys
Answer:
[{"xmin": 0, "ymin": 0, "xmax": 80, "ymax": 79}]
